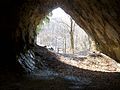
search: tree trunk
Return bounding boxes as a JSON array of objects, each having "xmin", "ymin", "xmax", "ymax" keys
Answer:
[
  {"xmin": 70, "ymin": 17, "xmax": 74, "ymax": 54},
  {"xmin": 64, "ymin": 37, "xmax": 66, "ymax": 53}
]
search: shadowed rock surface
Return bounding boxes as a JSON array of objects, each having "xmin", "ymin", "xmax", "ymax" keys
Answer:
[
  {"xmin": 14, "ymin": 0, "xmax": 120, "ymax": 62},
  {"xmin": 0, "ymin": 0, "xmax": 120, "ymax": 89},
  {"xmin": 1, "ymin": 45, "xmax": 120, "ymax": 90}
]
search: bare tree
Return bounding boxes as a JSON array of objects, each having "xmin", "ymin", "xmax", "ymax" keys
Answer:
[
  {"xmin": 70, "ymin": 17, "xmax": 76, "ymax": 54},
  {"xmin": 37, "ymin": 13, "xmax": 91, "ymax": 54}
]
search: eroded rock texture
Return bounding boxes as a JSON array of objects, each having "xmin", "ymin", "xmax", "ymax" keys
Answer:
[
  {"xmin": 62, "ymin": 0, "xmax": 120, "ymax": 62},
  {"xmin": 0, "ymin": 0, "xmax": 120, "ymax": 69}
]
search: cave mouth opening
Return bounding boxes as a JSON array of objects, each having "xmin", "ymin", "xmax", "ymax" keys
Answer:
[
  {"xmin": 36, "ymin": 7, "xmax": 93, "ymax": 55},
  {"xmin": 35, "ymin": 7, "xmax": 120, "ymax": 72}
]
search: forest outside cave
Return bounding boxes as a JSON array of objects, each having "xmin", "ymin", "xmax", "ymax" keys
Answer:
[{"xmin": 36, "ymin": 7, "xmax": 120, "ymax": 72}]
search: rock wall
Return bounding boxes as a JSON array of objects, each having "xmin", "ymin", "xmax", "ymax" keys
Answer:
[
  {"xmin": 61, "ymin": 0, "xmax": 120, "ymax": 62},
  {"xmin": 15, "ymin": 0, "xmax": 59, "ymax": 54},
  {"xmin": 0, "ymin": 0, "xmax": 120, "ymax": 70}
]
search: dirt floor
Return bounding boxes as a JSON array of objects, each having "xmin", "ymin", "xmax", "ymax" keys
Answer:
[
  {"xmin": 1, "ymin": 46, "xmax": 120, "ymax": 90},
  {"xmin": 29, "ymin": 46, "xmax": 120, "ymax": 90},
  {"xmin": 58, "ymin": 52, "xmax": 120, "ymax": 72}
]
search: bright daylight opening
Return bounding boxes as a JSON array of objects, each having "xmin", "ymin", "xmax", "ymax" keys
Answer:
[
  {"xmin": 37, "ymin": 8, "xmax": 92, "ymax": 54},
  {"xmin": 36, "ymin": 7, "xmax": 120, "ymax": 72}
]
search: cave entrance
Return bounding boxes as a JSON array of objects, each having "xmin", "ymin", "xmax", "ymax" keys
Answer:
[
  {"xmin": 35, "ymin": 7, "xmax": 120, "ymax": 72},
  {"xmin": 36, "ymin": 7, "xmax": 94, "ymax": 55}
]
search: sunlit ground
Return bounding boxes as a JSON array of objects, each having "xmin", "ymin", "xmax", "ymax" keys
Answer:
[{"xmin": 58, "ymin": 52, "xmax": 120, "ymax": 72}]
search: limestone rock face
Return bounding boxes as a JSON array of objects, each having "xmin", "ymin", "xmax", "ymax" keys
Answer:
[
  {"xmin": 0, "ymin": 0, "xmax": 120, "ymax": 68},
  {"xmin": 60, "ymin": 0, "xmax": 120, "ymax": 62}
]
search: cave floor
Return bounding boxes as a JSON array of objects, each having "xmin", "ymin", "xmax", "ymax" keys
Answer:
[{"xmin": 1, "ymin": 47, "xmax": 120, "ymax": 90}]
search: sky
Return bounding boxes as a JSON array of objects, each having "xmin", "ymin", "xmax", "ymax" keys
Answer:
[
  {"xmin": 51, "ymin": 7, "xmax": 69, "ymax": 18},
  {"xmin": 50, "ymin": 7, "xmax": 70, "ymax": 23}
]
